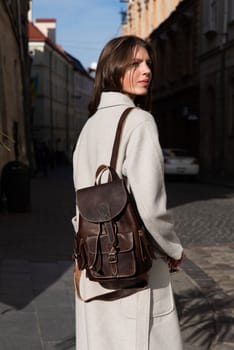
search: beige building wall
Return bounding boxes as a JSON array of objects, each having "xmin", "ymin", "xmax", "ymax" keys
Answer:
[
  {"xmin": 35, "ymin": 18, "xmax": 57, "ymax": 43},
  {"xmin": 72, "ymin": 71, "xmax": 93, "ymax": 143},
  {"xmin": 0, "ymin": 1, "xmax": 27, "ymax": 171},
  {"xmin": 122, "ymin": 0, "xmax": 182, "ymax": 38},
  {"xmin": 29, "ymin": 28, "xmax": 93, "ymax": 162},
  {"xmin": 29, "ymin": 40, "xmax": 74, "ymax": 159}
]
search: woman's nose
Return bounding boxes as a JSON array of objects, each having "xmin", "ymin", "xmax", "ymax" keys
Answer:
[{"xmin": 142, "ymin": 62, "xmax": 151, "ymax": 75}]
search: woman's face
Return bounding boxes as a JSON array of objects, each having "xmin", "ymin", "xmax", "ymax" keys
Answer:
[{"xmin": 121, "ymin": 46, "xmax": 152, "ymax": 98}]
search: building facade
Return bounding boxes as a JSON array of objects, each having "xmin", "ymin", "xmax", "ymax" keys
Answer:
[
  {"xmin": 122, "ymin": 0, "xmax": 234, "ymax": 177},
  {"xmin": 122, "ymin": 0, "xmax": 182, "ymax": 38},
  {"xmin": 0, "ymin": 0, "xmax": 30, "ymax": 171},
  {"xmin": 66, "ymin": 52, "xmax": 94, "ymax": 151},
  {"xmin": 149, "ymin": 0, "xmax": 200, "ymax": 157},
  {"xmin": 122, "ymin": 0, "xmax": 199, "ymax": 157},
  {"xmin": 199, "ymin": 0, "xmax": 234, "ymax": 176},
  {"xmin": 29, "ymin": 20, "xmax": 93, "ymax": 165}
]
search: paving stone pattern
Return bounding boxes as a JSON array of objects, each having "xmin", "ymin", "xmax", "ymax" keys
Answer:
[
  {"xmin": 166, "ymin": 180, "xmax": 234, "ymax": 349},
  {"xmin": 166, "ymin": 181, "xmax": 234, "ymax": 246},
  {"xmin": 0, "ymin": 260, "xmax": 75, "ymax": 350}
]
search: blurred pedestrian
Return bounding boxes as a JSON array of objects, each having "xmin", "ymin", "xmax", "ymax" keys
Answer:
[
  {"xmin": 34, "ymin": 141, "xmax": 49, "ymax": 176},
  {"xmin": 72, "ymin": 35, "xmax": 184, "ymax": 350}
]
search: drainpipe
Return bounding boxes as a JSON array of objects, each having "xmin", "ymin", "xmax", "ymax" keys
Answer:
[
  {"xmin": 16, "ymin": 0, "xmax": 32, "ymax": 167},
  {"xmin": 219, "ymin": 0, "xmax": 228, "ymax": 174},
  {"xmin": 49, "ymin": 50, "xmax": 54, "ymax": 152},
  {"xmin": 65, "ymin": 65, "xmax": 70, "ymax": 157},
  {"xmin": 16, "ymin": 0, "xmax": 24, "ymax": 60}
]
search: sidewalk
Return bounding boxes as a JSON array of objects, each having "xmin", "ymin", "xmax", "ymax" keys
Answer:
[
  {"xmin": 0, "ymin": 166, "xmax": 233, "ymax": 350},
  {"xmin": 172, "ymin": 248, "xmax": 234, "ymax": 350},
  {"xmin": 0, "ymin": 166, "xmax": 76, "ymax": 350}
]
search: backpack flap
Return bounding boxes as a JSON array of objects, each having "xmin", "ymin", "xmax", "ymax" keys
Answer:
[{"xmin": 76, "ymin": 178, "xmax": 128, "ymax": 223}]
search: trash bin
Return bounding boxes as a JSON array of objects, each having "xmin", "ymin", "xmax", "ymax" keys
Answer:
[{"xmin": 1, "ymin": 161, "xmax": 31, "ymax": 212}]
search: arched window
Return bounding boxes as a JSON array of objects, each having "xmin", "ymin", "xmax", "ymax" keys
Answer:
[
  {"xmin": 0, "ymin": 52, "xmax": 7, "ymax": 138},
  {"xmin": 202, "ymin": 86, "xmax": 215, "ymax": 170},
  {"xmin": 182, "ymin": 26, "xmax": 193, "ymax": 77},
  {"xmin": 209, "ymin": 0, "xmax": 217, "ymax": 30},
  {"xmin": 228, "ymin": 0, "xmax": 234, "ymax": 23},
  {"xmin": 156, "ymin": 38, "xmax": 167, "ymax": 87},
  {"xmin": 204, "ymin": 0, "xmax": 218, "ymax": 34}
]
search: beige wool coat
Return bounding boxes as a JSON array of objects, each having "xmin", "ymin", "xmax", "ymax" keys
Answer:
[{"xmin": 72, "ymin": 92, "xmax": 184, "ymax": 350}]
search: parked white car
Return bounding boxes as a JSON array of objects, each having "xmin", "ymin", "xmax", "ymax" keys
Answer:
[{"xmin": 162, "ymin": 148, "xmax": 199, "ymax": 176}]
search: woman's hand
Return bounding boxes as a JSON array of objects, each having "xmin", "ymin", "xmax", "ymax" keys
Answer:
[{"xmin": 168, "ymin": 253, "xmax": 184, "ymax": 272}]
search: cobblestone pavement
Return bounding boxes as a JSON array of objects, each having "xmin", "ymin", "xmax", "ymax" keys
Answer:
[
  {"xmin": 166, "ymin": 180, "xmax": 234, "ymax": 349},
  {"xmin": 0, "ymin": 168, "xmax": 233, "ymax": 349},
  {"xmin": 166, "ymin": 180, "xmax": 234, "ymax": 246}
]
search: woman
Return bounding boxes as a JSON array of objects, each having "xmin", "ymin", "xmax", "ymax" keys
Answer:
[{"xmin": 72, "ymin": 35, "xmax": 184, "ymax": 350}]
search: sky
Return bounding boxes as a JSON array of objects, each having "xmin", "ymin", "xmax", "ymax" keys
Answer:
[{"xmin": 32, "ymin": 0, "xmax": 127, "ymax": 69}]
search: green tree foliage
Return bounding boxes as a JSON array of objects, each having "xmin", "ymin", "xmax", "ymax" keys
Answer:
[{"xmin": 0, "ymin": 131, "xmax": 15, "ymax": 152}]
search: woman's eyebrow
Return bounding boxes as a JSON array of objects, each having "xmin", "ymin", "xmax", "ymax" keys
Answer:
[{"xmin": 131, "ymin": 58, "xmax": 142, "ymax": 62}]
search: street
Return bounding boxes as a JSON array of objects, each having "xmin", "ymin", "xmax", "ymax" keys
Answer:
[
  {"xmin": 0, "ymin": 167, "xmax": 233, "ymax": 349},
  {"xmin": 166, "ymin": 179, "xmax": 234, "ymax": 246}
]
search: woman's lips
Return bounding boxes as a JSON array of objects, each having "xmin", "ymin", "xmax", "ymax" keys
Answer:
[{"xmin": 138, "ymin": 80, "xmax": 150, "ymax": 87}]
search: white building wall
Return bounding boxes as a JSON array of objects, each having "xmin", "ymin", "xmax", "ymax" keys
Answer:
[
  {"xmin": 29, "ymin": 39, "xmax": 93, "ymax": 162},
  {"xmin": 29, "ymin": 41, "xmax": 71, "ymax": 159}
]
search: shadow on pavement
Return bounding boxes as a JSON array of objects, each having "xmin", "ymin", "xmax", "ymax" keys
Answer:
[
  {"xmin": 175, "ymin": 287, "xmax": 234, "ymax": 349},
  {"xmin": 0, "ymin": 166, "xmax": 75, "ymax": 311},
  {"xmin": 165, "ymin": 178, "xmax": 234, "ymax": 209},
  {"xmin": 54, "ymin": 336, "xmax": 76, "ymax": 350}
]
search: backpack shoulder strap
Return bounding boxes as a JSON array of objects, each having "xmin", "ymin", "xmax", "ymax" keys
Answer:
[{"xmin": 110, "ymin": 107, "xmax": 134, "ymax": 169}]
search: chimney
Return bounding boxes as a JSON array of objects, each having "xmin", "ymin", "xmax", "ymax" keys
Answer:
[
  {"xmin": 28, "ymin": 0, "xmax": 33, "ymax": 22},
  {"xmin": 35, "ymin": 18, "xmax": 57, "ymax": 43}
]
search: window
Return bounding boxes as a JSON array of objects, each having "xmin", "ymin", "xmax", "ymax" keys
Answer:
[
  {"xmin": 204, "ymin": 0, "xmax": 218, "ymax": 34},
  {"xmin": 182, "ymin": 27, "xmax": 193, "ymax": 77},
  {"xmin": 0, "ymin": 55, "xmax": 7, "ymax": 136},
  {"xmin": 210, "ymin": 0, "xmax": 217, "ymax": 29},
  {"xmin": 229, "ymin": 79, "xmax": 234, "ymax": 137},
  {"xmin": 228, "ymin": 0, "xmax": 234, "ymax": 23},
  {"xmin": 230, "ymin": 93, "xmax": 234, "ymax": 136}
]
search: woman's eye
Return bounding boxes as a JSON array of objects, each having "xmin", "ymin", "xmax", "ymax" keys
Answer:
[
  {"xmin": 147, "ymin": 60, "xmax": 152, "ymax": 68},
  {"xmin": 129, "ymin": 61, "xmax": 139, "ymax": 67}
]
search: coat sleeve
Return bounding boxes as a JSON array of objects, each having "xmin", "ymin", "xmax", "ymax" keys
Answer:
[{"xmin": 122, "ymin": 114, "xmax": 183, "ymax": 260}]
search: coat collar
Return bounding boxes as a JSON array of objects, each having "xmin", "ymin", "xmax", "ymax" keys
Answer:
[{"xmin": 98, "ymin": 92, "xmax": 136, "ymax": 110}]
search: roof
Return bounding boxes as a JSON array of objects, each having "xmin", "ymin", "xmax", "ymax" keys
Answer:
[
  {"xmin": 29, "ymin": 21, "xmax": 45, "ymax": 42},
  {"xmin": 35, "ymin": 18, "xmax": 56, "ymax": 23},
  {"xmin": 28, "ymin": 22, "xmax": 92, "ymax": 79},
  {"xmin": 28, "ymin": 21, "xmax": 70, "ymax": 62},
  {"xmin": 65, "ymin": 52, "xmax": 92, "ymax": 78}
]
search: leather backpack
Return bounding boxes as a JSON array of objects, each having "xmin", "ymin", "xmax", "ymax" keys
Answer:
[{"xmin": 73, "ymin": 107, "xmax": 154, "ymax": 301}]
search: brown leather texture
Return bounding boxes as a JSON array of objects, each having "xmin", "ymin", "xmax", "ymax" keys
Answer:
[
  {"xmin": 73, "ymin": 166, "xmax": 153, "ymax": 290},
  {"xmin": 77, "ymin": 174, "xmax": 127, "ymax": 222}
]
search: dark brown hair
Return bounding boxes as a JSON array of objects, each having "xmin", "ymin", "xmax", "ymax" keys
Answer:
[{"xmin": 89, "ymin": 35, "xmax": 155, "ymax": 115}]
